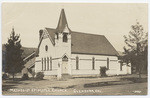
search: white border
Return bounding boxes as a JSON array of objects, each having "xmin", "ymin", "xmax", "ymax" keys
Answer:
[
  {"xmin": 0, "ymin": 0, "xmax": 149, "ymax": 3},
  {"xmin": 0, "ymin": 0, "xmax": 149, "ymax": 98}
]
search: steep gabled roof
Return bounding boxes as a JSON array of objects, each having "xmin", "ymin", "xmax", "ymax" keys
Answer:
[
  {"xmin": 44, "ymin": 28, "xmax": 119, "ymax": 56},
  {"xmin": 71, "ymin": 31, "xmax": 119, "ymax": 56},
  {"xmin": 41, "ymin": 9, "xmax": 119, "ymax": 56},
  {"xmin": 56, "ymin": 9, "xmax": 71, "ymax": 33},
  {"xmin": 45, "ymin": 28, "xmax": 56, "ymax": 43}
]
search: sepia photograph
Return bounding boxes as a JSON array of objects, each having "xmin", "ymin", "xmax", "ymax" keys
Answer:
[{"xmin": 1, "ymin": 2, "xmax": 148, "ymax": 95}]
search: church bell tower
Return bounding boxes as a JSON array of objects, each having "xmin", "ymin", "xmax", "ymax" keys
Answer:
[{"xmin": 54, "ymin": 9, "xmax": 71, "ymax": 58}]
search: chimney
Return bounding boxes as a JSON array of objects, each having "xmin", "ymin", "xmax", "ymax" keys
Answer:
[{"xmin": 39, "ymin": 29, "xmax": 43, "ymax": 41}]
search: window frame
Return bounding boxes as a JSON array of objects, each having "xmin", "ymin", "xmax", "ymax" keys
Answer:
[
  {"xmin": 63, "ymin": 33, "xmax": 68, "ymax": 42},
  {"xmin": 92, "ymin": 57, "xmax": 95, "ymax": 70},
  {"xmin": 76, "ymin": 56, "xmax": 79, "ymax": 70},
  {"xmin": 45, "ymin": 45, "xmax": 48, "ymax": 52},
  {"xmin": 107, "ymin": 58, "xmax": 109, "ymax": 70}
]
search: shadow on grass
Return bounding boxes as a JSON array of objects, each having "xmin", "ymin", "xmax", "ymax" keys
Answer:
[
  {"xmin": 29, "ymin": 78, "xmax": 47, "ymax": 81},
  {"xmin": 51, "ymin": 85, "xmax": 77, "ymax": 89},
  {"xmin": 2, "ymin": 84, "xmax": 17, "ymax": 91},
  {"xmin": 120, "ymin": 77, "xmax": 147, "ymax": 83},
  {"xmin": 2, "ymin": 80, "xmax": 21, "ymax": 91},
  {"xmin": 52, "ymin": 87, "xmax": 65, "ymax": 89},
  {"xmin": 73, "ymin": 76, "xmax": 99, "ymax": 79},
  {"xmin": 84, "ymin": 77, "xmax": 147, "ymax": 88},
  {"xmin": 2, "ymin": 78, "xmax": 33, "ymax": 92},
  {"xmin": 84, "ymin": 80, "xmax": 133, "ymax": 88}
]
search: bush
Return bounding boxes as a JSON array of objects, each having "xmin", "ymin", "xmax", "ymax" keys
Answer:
[
  {"xmin": 22, "ymin": 74, "xmax": 29, "ymax": 80},
  {"xmin": 100, "ymin": 67, "xmax": 107, "ymax": 77},
  {"xmin": 2, "ymin": 73, "xmax": 9, "ymax": 80},
  {"xmin": 35, "ymin": 72, "xmax": 44, "ymax": 80}
]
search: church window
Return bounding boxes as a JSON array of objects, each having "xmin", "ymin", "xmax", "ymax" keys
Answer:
[
  {"xmin": 44, "ymin": 58, "xmax": 46, "ymax": 70},
  {"xmin": 50, "ymin": 57, "xmax": 52, "ymax": 71},
  {"xmin": 107, "ymin": 58, "xmax": 109, "ymax": 70},
  {"xmin": 76, "ymin": 56, "xmax": 79, "ymax": 70},
  {"xmin": 45, "ymin": 45, "xmax": 48, "ymax": 51},
  {"xmin": 63, "ymin": 33, "xmax": 68, "ymax": 42},
  {"xmin": 41, "ymin": 58, "xmax": 43, "ymax": 71},
  {"xmin": 62, "ymin": 55, "xmax": 68, "ymax": 61},
  {"xmin": 120, "ymin": 62, "xmax": 123, "ymax": 71},
  {"xmin": 92, "ymin": 57, "xmax": 95, "ymax": 70},
  {"xmin": 47, "ymin": 57, "xmax": 49, "ymax": 70},
  {"xmin": 56, "ymin": 33, "xmax": 59, "ymax": 39}
]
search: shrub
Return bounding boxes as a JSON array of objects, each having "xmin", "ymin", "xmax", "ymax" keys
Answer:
[
  {"xmin": 2, "ymin": 73, "xmax": 9, "ymax": 80},
  {"xmin": 35, "ymin": 72, "xmax": 44, "ymax": 80},
  {"xmin": 100, "ymin": 66, "xmax": 107, "ymax": 77},
  {"xmin": 22, "ymin": 74, "xmax": 29, "ymax": 80}
]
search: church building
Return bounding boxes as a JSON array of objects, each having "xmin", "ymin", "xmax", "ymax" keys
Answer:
[{"xmin": 35, "ymin": 9, "xmax": 131, "ymax": 77}]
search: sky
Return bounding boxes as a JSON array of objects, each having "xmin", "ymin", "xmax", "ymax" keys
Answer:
[{"xmin": 2, "ymin": 3, "xmax": 148, "ymax": 52}]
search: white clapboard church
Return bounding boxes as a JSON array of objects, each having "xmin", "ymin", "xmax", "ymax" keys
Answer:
[{"xmin": 35, "ymin": 9, "xmax": 131, "ymax": 78}]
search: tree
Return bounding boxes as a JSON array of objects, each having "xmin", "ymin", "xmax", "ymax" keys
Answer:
[
  {"xmin": 5, "ymin": 28, "xmax": 24, "ymax": 80},
  {"xmin": 124, "ymin": 21, "xmax": 148, "ymax": 79}
]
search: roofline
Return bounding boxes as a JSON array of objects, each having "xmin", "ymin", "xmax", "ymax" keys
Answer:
[
  {"xmin": 71, "ymin": 52, "xmax": 119, "ymax": 56},
  {"xmin": 23, "ymin": 51, "xmax": 36, "ymax": 61},
  {"xmin": 103, "ymin": 36, "xmax": 119, "ymax": 56},
  {"xmin": 44, "ymin": 28, "xmax": 55, "ymax": 45},
  {"xmin": 71, "ymin": 30, "xmax": 105, "ymax": 37},
  {"xmin": 37, "ymin": 28, "xmax": 55, "ymax": 55}
]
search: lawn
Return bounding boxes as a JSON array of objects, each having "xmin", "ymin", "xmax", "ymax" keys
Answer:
[{"xmin": 2, "ymin": 74, "xmax": 147, "ymax": 95}]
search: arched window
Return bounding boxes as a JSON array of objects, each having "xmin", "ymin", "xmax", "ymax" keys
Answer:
[
  {"xmin": 63, "ymin": 33, "xmax": 68, "ymax": 42},
  {"xmin": 45, "ymin": 45, "xmax": 48, "ymax": 51},
  {"xmin": 76, "ymin": 56, "xmax": 79, "ymax": 70},
  {"xmin": 50, "ymin": 57, "xmax": 52, "ymax": 71},
  {"xmin": 62, "ymin": 55, "xmax": 68, "ymax": 61},
  {"xmin": 44, "ymin": 58, "xmax": 46, "ymax": 71},
  {"xmin": 107, "ymin": 58, "xmax": 109, "ymax": 70},
  {"xmin": 47, "ymin": 57, "xmax": 49, "ymax": 70},
  {"xmin": 41, "ymin": 58, "xmax": 43, "ymax": 71},
  {"xmin": 92, "ymin": 57, "xmax": 95, "ymax": 70}
]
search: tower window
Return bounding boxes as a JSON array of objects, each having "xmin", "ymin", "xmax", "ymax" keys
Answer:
[
  {"xmin": 56, "ymin": 33, "xmax": 59, "ymax": 39},
  {"xmin": 63, "ymin": 33, "xmax": 68, "ymax": 42}
]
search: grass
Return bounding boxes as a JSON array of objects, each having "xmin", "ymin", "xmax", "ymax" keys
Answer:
[{"xmin": 2, "ymin": 74, "xmax": 147, "ymax": 95}]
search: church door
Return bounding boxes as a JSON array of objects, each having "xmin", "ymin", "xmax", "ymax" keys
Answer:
[{"xmin": 62, "ymin": 55, "xmax": 68, "ymax": 74}]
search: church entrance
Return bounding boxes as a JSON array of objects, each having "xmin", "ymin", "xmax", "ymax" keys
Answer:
[{"xmin": 62, "ymin": 55, "xmax": 68, "ymax": 74}]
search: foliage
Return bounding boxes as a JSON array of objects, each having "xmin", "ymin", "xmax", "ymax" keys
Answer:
[
  {"xmin": 100, "ymin": 67, "xmax": 107, "ymax": 77},
  {"xmin": 4, "ymin": 28, "xmax": 24, "ymax": 80},
  {"xmin": 22, "ymin": 74, "xmax": 29, "ymax": 80},
  {"xmin": 123, "ymin": 22, "xmax": 148, "ymax": 78},
  {"xmin": 2, "ymin": 73, "xmax": 9, "ymax": 80},
  {"xmin": 35, "ymin": 72, "xmax": 44, "ymax": 80},
  {"xmin": 124, "ymin": 22, "xmax": 147, "ymax": 51}
]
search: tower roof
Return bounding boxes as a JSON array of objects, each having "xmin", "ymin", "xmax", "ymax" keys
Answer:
[{"xmin": 56, "ymin": 9, "xmax": 70, "ymax": 32}]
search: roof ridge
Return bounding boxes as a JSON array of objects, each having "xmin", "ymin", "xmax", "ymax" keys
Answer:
[
  {"xmin": 45, "ymin": 27, "xmax": 56, "ymax": 30},
  {"xmin": 71, "ymin": 30, "xmax": 104, "ymax": 36}
]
